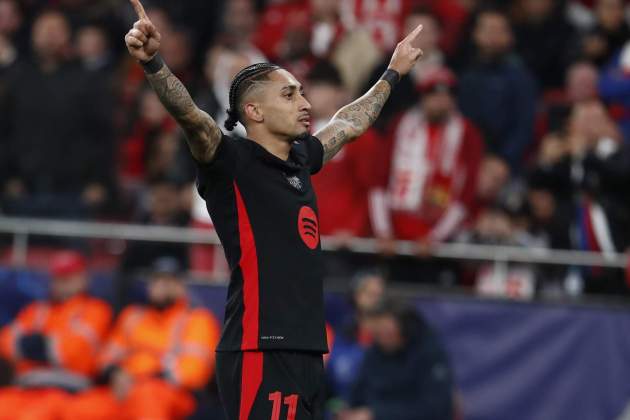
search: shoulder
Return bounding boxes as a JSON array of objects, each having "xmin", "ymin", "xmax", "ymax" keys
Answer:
[
  {"xmin": 294, "ymin": 135, "xmax": 324, "ymax": 174},
  {"xmin": 462, "ymin": 117, "xmax": 482, "ymax": 135},
  {"xmin": 212, "ymin": 133, "xmax": 246, "ymax": 158},
  {"xmin": 17, "ymin": 301, "xmax": 45, "ymax": 318},
  {"xmin": 196, "ymin": 134, "xmax": 251, "ymax": 192},
  {"xmin": 81, "ymin": 297, "xmax": 112, "ymax": 315},
  {"xmin": 185, "ymin": 307, "xmax": 221, "ymax": 333},
  {"xmin": 188, "ymin": 307, "xmax": 219, "ymax": 322}
]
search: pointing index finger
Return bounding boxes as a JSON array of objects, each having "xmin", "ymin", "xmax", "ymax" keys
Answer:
[
  {"xmin": 402, "ymin": 24, "xmax": 423, "ymax": 44},
  {"xmin": 129, "ymin": 0, "xmax": 149, "ymax": 20}
]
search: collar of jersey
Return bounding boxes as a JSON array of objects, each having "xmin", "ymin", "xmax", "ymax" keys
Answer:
[{"xmin": 246, "ymin": 137, "xmax": 306, "ymax": 173}]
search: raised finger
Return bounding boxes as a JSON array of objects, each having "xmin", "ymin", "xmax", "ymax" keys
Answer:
[
  {"xmin": 402, "ymin": 24, "xmax": 423, "ymax": 44},
  {"xmin": 129, "ymin": 0, "xmax": 148, "ymax": 20},
  {"xmin": 129, "ymin": 28, "xmax": 148, "ymax": 44}
]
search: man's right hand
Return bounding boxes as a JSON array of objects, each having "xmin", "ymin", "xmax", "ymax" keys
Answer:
[{"xmin": 124, "ymin": 0, "xmax": 161, "ymax": 63}]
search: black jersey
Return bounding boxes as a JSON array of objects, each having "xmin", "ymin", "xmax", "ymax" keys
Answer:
[{"xmin": 197, "ymin": 134, "xmax": 328, "ymax": 353}]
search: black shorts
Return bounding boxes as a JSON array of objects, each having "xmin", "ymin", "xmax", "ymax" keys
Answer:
[{"xmin": 216, "ymin": 350, "xmax": 325, "ymax": 420}]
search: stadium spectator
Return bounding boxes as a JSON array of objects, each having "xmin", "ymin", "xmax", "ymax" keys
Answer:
[
  {"xmin": 535, "ymin": 60, "xmax": 600, "ymax": 145},
  {"xmin": 598, "ymin": 40, "xmax": 630, "ymax": 143},
  {"xmin": 255, "ymin": 0, "xmax": 344, "ymax": 63},
  {"xmin": 119, "ymin": 88, "xmax": 193, "ymax": 191},
  {"xmin": 468, "ymin": 154, "xmax": 511, "ymax": 226},
  {"xmin": 116, "ymin": 175, "xmax": 191, "ymax": 309},
  {"xmin": 65, "ymin": 257, "xmax": 221, "ymax": 420},
  {"xmin": 566, "ymin": 60, "xmax": 601, "ymax": 104},
  {"xmin": 0, "ymin": 251, "xmax": 112, "ymax": 420},
  {"xmin": 0, "ymin": 0, "xmax": 20, "ymax": 69},
  {"xmin": 0, "ymin": 0, "xmax": 29, "ymax": 52},
  {"xmin": 429, "ymin": 0, "xmax": 474, "ymax": 58},
  {"xmin": 456, "ymin": 204, "xmax": 540, "ymax": 299},
  {"xmin": 0, "ymin": 10, "xmax": 115, "ymax": 218},
  {"xmin": 458, "ymin": 7, "xmax": 537, "ymax": 171},
  {"xmin": 76, "ymin": 24, "xmax": 115, "ymax": 73},
  {"xmin": 217, "ymin": 0, "xmax": 265, "ymax": 56},
  {"xmin": 0, "ymin": 29, "xmax": 15, "ymax": 72},
  {"xmin": 368, "ymin": 67, "xmax": 482, "ymax": 284},
  {"xmin": 339, "ymin": 298, "xmax": 454, "ymax": 420},
  {"xmin": 530, "ymin": 100, "xmax": 630, "ymax": 294},
  {"xmin": 525, "ymin": 165, "xmax": 573, "ymax": 295},
  {"xmin": 161, "ymin": 27, "xmax": 195, "ymax": 85},
  {"xmin": 580, "ymin": 0, "xmax": 630, "ymax": 67},
  {"xmin": 371, "ymin": 67, "xmax": 484, "ymax": 246},
  {"xmin": 527, "ymin": 133, "xmax": 574, "ymax": 250},
  {"xmin": 511, "ymin": 0, "xmax": 578, "ymax": 89},
  {"xmin": 326, "ymin": 270, "xmax": 385, "ymax": 408}
]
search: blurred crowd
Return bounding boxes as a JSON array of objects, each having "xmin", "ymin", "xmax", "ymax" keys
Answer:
[
  {"xmin": 1, "ymin": 0, "xmax": 630, "ymax": 297},
  {"xmin": 0, "ymin": 251, "xmax": 455, "ymax": 420}
]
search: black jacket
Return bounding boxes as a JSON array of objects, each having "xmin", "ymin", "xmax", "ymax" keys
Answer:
[{"xmin": 350, "ymin": 316, "xmax": 454, "ymax": 420}]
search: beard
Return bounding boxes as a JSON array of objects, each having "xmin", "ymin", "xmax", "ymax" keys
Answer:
[{"xmin": 149, "ymin": 297, "xmax": 177, "ymax": 311}]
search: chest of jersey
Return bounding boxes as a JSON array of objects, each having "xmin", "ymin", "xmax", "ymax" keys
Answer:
[{"xmin": 234, "ymin": 153, "xmax": 321, "ymax": 253}]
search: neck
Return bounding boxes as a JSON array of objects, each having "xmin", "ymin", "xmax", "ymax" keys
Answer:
[{"xmin": 248, "ymin": 129, "xmax": 292, "ymax": 161}]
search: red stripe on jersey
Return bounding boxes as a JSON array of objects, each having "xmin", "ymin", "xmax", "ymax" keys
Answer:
[
  {"xmin": 239, "ymin": 351, "xmax": 263, "ymax": 420},
  {"xmin": 234, "ymin": 182, "xmax": 260, "ymax": 350}
]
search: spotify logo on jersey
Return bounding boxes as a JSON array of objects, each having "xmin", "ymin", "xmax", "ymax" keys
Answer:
[{"xmin": 298, "ymin": 206, "xmax": 319, "ymax": 250}]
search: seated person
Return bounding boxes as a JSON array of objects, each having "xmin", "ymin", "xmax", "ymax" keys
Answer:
[
  {"xmin": 326, "ymin": 270, "xmax": 386, "ymax": 407},
  {"xmin": 67, "ymin": 257, "xmax": 221, "ymax": 420},
  {"xmin": 338, "ymin": 298, "xmax": 454, "ymax": 420},
  {"xmin": 0, "ymin": 251, "xmax": 112, "ymax": 420}
]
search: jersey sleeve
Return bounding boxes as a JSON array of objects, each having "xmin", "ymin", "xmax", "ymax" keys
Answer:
[
  {"xmin": 196, "ymin": 134, "xmax": 240, "ymax": 197},
  {"xmin": 305, "ymin": 135, "xmax": 325, "ymax": 175}
]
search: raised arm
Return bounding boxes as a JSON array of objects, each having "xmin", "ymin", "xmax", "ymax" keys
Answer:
[
  {"xmin": 315, "ymin": 24, "xmax": 424, "ymax": 164},
  {"xmin": 124, "ymin": 0, "xmax": 221, "ymax": 163}
]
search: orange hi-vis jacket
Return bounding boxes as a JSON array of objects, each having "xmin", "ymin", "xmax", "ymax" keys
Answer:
[
  {"xmin": 0, "ymin": 294, "xmax": 112, "ymax": 390},
  {"xmin": 100, "ymin": 300, "xmax": 221, "ymax": 390}
]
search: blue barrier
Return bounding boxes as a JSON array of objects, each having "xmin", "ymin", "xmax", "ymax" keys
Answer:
[{"xmin": 1, "ymin": 269, "xmax": 629, "ymax": 420}]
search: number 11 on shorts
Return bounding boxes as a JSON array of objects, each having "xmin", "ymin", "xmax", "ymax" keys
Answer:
[{"xmin": 269, "ymin": 392, "xmax": 298, "ymax": 420}]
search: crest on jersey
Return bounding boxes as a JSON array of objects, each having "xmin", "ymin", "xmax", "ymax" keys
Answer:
[{"xmin": 286, "ymin": 175, "xmax": 303, "ymax": 191}]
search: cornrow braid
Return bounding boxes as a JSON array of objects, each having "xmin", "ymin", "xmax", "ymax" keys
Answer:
[{"xmin": 225, "ymin": 62, "xmax": 282, "ymax": 131}]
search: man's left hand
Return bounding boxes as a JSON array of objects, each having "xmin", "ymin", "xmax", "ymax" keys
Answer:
[{"xmin": 387, "ymin": 24, "xmax": 424, "ymax": 76}]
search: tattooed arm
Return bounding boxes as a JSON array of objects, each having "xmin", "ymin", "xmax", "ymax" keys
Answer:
[
  {"xmin": 314, "ymin": 81, "xmax": 391, "ymax": 163},
  {"xmin": 314, "ymin": 24, "xmax": 424, "ymax": 164},
  {"xmin": 124, "ymin": 0, "xmax": 221, "ymax": 163},
  {"xmin": 144, "ymin": 66, "xmax": 221, "ymax": 163}
]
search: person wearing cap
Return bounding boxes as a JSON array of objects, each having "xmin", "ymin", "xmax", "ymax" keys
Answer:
[
  {"xmin": 64, "ymin": 257, "xmax": 221, "ymax": 420},
  {"xmin": 0, "ymin": 251, "xmax": 112, "ymax": 420},
  {"xmin": 370, "ymin": 66, "xmax": 484, "ymax": 281}
]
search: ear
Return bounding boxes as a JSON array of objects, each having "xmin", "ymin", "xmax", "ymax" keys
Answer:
[{"xmin": 244, "ymin": 102, "xmax": 264, "ymax": 124}]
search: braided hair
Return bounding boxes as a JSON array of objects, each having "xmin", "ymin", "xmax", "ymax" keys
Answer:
[{"xmin": 225, "ymin": 62, "xmax": 282, "ymax": 131}]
